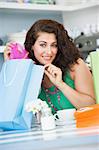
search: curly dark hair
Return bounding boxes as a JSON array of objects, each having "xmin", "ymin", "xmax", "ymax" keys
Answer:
[{"xmin": 24, "ymin": 19, "xmax": 81, "ymax": 77}]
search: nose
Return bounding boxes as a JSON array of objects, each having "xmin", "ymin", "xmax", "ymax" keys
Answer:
[{"xmin": 45, "ymin": 46, "xmax": 52, "ymax": 54}]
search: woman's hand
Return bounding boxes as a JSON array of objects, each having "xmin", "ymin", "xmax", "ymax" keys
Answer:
[
  {"xmin": 44, "ymin": 64, "xmax": 64, "ymax": 87},
  {"xmin": 4, "ymin": 42, "xmax": 13, "ymax": 61}
]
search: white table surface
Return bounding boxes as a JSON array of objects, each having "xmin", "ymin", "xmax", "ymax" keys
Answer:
[{"xmin": 0, "ymin": 123, "xmax": 99, "ymax": 150}]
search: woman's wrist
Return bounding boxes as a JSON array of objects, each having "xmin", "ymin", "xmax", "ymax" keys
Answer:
[{"xmin": 56, "ymin": 80, "xmax": 66, "ymax": 91}]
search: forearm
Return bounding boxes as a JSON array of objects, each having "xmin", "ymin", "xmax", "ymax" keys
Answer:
[{"xmin": 57, "ymin": 81, "xmax": 96, "ymax": 109}]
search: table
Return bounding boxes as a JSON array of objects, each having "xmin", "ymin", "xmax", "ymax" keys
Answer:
[{"xmin": 0, "ymin": 124, "xmax": 99, "ymax": 150}]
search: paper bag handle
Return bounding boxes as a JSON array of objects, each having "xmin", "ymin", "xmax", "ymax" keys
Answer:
[{"xmin": 4, "ymin": 62, "xmax": 17, "ymax": 87}]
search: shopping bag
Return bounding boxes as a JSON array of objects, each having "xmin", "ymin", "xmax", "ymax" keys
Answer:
[
  {"xmin": 0, "ymin": 59, "xmax": 44, "ymax": 130},
  {"xmin": 9, "ymin": 43, "xmax": 29, "ymax": 59},
  {"xmin": 90, "ymin": 51, "xmax": 99, "ymax": 104}
]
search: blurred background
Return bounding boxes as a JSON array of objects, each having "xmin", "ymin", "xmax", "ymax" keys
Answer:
[{"xmin": 0, "ymin": 0, "xmax": 99, "ymax": 70}]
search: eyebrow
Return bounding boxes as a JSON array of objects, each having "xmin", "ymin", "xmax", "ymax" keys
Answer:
[
  {"xmin": 39, "ymin": 41, "xmax": 46, "ymax": 43},
  {"xmin": 39, "ymin": 41, "xmax": 57, "ymax": 44}
]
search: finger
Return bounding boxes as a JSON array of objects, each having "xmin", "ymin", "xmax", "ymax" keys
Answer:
[
  {"xmin": 4, "ymin": 47, "xmax": 11, "ymax": 61},
  {"xmin": 47, "ymin": 66, "xmax": 58, "ymax": 76},
  {"xmin": 44, "ymin": 70, "xmax": 51, "ymax": 78},
  {"xmin": 44, "ymin": 63, "xmax": 50, "ymax": 71},
  {"xmin": 44, "ymin": 69, "xmax": 56, "ymax": 78},
  {"xmin": 4, "ymin": 48, "xmax": 11, "ymax": 55},
  {"xmin": 51, "ymin": 71, "xmax": 57, "ymax": 78}
]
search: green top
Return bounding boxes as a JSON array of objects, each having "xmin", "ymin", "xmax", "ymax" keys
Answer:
[{"xmin": 38, "ymin": 72, "xmax": 75, "ymax": 114}]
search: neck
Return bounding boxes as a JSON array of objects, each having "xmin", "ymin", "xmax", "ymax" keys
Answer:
[{"xmin": 42, "ymin": 75, "xmax": 53, "ymax": 89}]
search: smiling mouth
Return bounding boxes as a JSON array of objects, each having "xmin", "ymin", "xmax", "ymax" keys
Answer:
[{"xmin": 43, "ymin": 56, "xmax": 52, "ymax": 60}]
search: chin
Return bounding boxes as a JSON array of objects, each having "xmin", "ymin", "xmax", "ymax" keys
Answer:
[
  {"xmin": 40, "ymin": 59, "xmax": 53, "ymax": 65},
  {"xmin": 46, "ymin": 59, "xmax": 53, "ymax": 64}
]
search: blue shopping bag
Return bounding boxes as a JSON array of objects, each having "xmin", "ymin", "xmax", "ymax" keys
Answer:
[{"xmin": 0, "ymin": 59, "xmax": 44, "ymax": 130}]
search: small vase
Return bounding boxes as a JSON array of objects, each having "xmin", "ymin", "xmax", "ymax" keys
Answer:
[
  {"xmin": 41, "ymin": 115, "xmax": 56, "ymax": 130},
  {"xmin": 41, "ymin": 108, "xmax": 56, "ymax": 130}
]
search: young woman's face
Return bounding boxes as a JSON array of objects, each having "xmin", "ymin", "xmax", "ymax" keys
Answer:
[{"xmin": 32, "ymin": 32, "xmax": 58, "ymax": 65}]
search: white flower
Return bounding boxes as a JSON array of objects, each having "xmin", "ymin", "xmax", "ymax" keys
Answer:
[{"xmin": 25, "ymin": 99, "xmax": 49, "ymax": 114}]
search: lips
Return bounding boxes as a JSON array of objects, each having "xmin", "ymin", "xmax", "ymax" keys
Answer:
[{"xmin": 42, "ymin": 56, "xmax": 52, "ymax": 61}]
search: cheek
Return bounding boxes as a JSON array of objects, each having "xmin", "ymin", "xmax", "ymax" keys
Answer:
[
  {"xmin": 32, "ymin": 45, "xmax": 40, "ymax": 55},
  {"xmin": 52, "ymin": 48, "xmax": 58, "ymax": 55},
  {"xmin": 33, "ymin": 48, "xmax": 43, "ymax": 59},
  {"xmin": 33, "ymin": 50, "xmax": 39, "ymax": 57}
]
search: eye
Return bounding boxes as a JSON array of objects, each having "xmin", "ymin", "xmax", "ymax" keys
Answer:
[
  {"xmin": 40, "ymin": 43, "xmax": 46, "ymax": 47},
  {"xmin": 51, "ymin": 44, "xmax": 57, "ymax": 48}
]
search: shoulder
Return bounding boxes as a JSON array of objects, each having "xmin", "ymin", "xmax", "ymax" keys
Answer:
[
  {"xmin": 74, "ymin": 58, "xmax": 90, "ymax": 73},
  {"xmin": 70, "ymin": 58, "xmax": 91, "ymax": 80},
  {"xmin": 74, "ymin": 58, "xmax": 87, "ymax": 70}
]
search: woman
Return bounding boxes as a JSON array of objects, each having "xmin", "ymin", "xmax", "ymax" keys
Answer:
[{"xmin": 4, "ymin": 19, "xmax": 96, "ymax": 114}]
